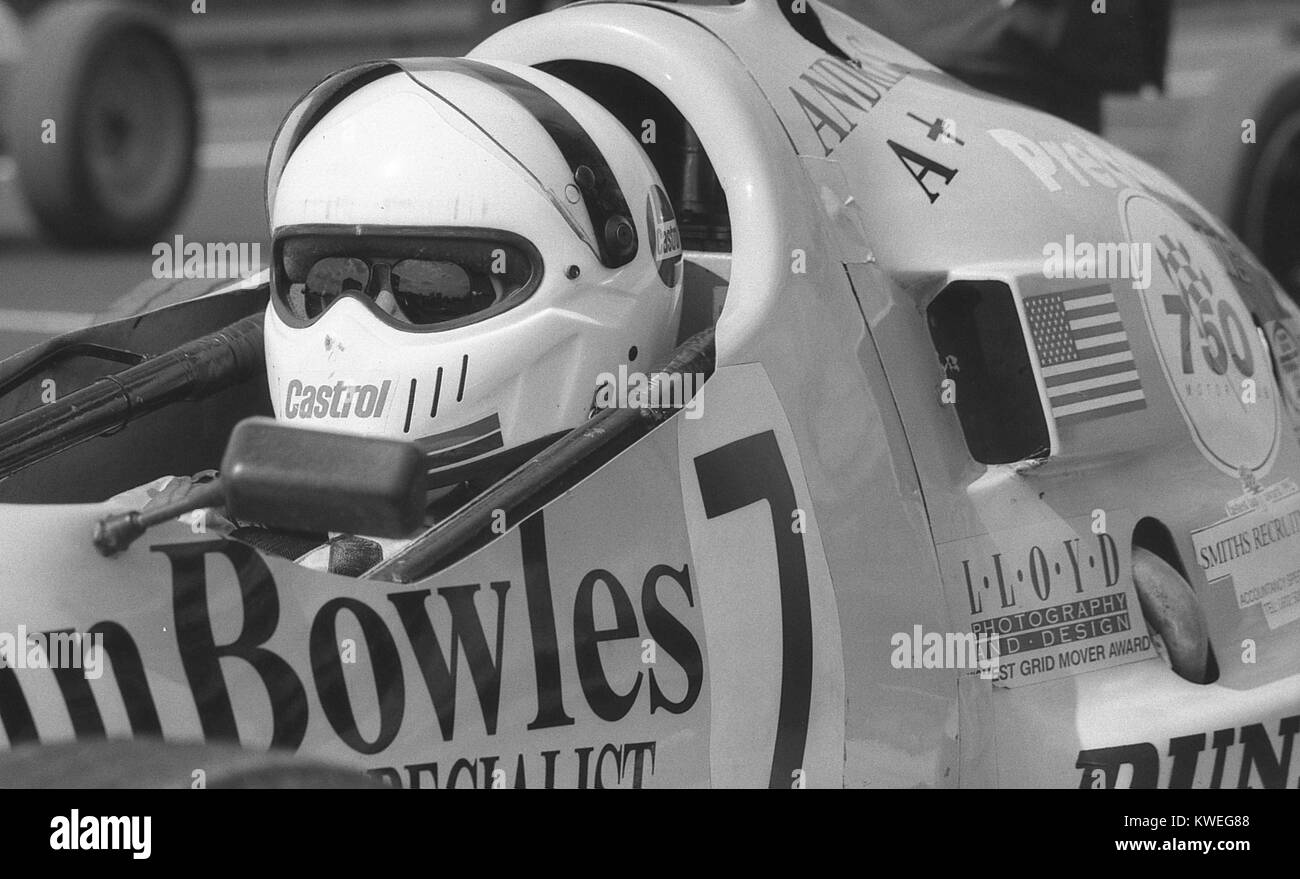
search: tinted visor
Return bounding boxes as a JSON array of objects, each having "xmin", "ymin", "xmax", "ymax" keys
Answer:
[{"xmin": 274, "ymin": 230, "xmax": 541, "ymax": 330}]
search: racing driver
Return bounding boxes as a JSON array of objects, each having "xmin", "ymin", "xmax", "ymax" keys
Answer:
[{"xmin": 112, "ymin": 58, "xmax": 685, "ymax": 575}]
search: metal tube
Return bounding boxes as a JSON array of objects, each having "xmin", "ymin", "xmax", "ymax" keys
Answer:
[
  {"xmin": 0, "ymin": 313, "xmax": 265, "ymax": 480},
  {"xmin": 369, "ymin": 328, "xmax": 715, "ymax": 583}
]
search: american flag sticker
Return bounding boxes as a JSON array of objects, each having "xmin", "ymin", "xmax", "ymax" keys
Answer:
[{"xmin": 1023, "ymin": 284, "xmax": 1146, "ymax": 425}]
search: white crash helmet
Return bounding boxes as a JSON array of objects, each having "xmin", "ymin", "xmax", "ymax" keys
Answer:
[{"xmin": 264, "ymin": 58, "xmax": 683, "ymax": 481}]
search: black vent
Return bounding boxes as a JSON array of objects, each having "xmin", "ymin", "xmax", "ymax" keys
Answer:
[{"xmin": 927, "ymin": 281, "xmax": 1049, "ymax": 465}]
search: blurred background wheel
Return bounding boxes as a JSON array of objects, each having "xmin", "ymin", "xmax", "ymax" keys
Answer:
[
  {"xmin": 5, "ymin": 0, "xmax": 199, "ymax": 246},
  {"xmin": 1174, "ymin": 55, "xmax": 1300, "ymax": 303},
  {"xmin": 1236, "ymin": 83, "xmax": 1300, "ymax": 298}
]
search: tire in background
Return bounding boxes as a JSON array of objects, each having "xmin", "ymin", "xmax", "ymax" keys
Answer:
[
  {"xmin": 1175, "ymin": 52, "xmax": 1300, "ymax": 301},
  {"xmin": 1233, "ymin": 74, "xmax": 1300, "ymax": 299},
  {"xmin": 4, "ymin": 1, "xmax": 199, "ymax": 246}
]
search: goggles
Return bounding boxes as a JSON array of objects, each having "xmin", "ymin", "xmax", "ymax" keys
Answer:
[{"xmin": 273, "ymin": 229, "xmax": 542, "ymax": 330}]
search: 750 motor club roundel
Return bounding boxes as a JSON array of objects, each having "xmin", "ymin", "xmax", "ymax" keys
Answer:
[{"xmin": 1122, "ymin": 190, "xmax": 1280, "ymax": 478}]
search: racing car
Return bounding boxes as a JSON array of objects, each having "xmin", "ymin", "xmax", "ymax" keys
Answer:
[
  {"xmin": 0, "ymin": 0, "xmax": 198, "ymax": 244},
  {"xmin": 1, "ymin": 0, "xmax": 1299, "ymax": 789}
]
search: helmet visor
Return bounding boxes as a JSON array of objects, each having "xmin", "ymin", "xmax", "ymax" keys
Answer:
[{"xmin": 274, "ymin": 229, "xmax": 542, "ymax": 330}]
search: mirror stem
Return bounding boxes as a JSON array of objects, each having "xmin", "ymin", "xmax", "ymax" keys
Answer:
[{"xmin": 93, "ymin": 478, "xmax": 225, "ymax": 557}]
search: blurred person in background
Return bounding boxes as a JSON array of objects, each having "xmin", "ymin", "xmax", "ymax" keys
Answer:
[{"xmin": 823, "ymin": 0, "xmax": 1172, "ymax": 133}]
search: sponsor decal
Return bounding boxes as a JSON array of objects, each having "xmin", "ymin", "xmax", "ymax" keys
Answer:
[
  {"xmin": 937, "ymin": 511, "xmax": 1154, "ymax": 687},
  {"xmin": 1024, "ymin": 284, "xmax": 1147, "ymax": 425},
  {"xmin": 988, "ymin": 125, "xmax": 1280, "ymax": 304},
  {"xmin": 1269, "ymin": 321, "xmax": 1300, "ymax": 414},
  {"xmin": 283, "ymin": 379, "xmax": 392, "ymax": 420},
  {"xmin": 646, "ymin": 185, "xmax": 682, "ymax": 287},
  {"xmin": 988, "ymin": 127, "xmax": 1184, "ymax": 203},
  {"xmin": 1192, "ymin": 480, "xmax": 1300, "ymax": 630},
  {"xmin": 0, "ymin": 420, "xmax": 714, "ymax": 788},
  {"xmin": 373, "ymin": 739, "xmax": 662, "ymax": 790},
  {"xmin": 675, "ymin": 363, "xmax": 845, "ymax": 788},
  {"xmin": 0, "ymin": 516, "xmax": 707, "ymax": 788},
  {"xmin": 886, "ymin": 139, "xmax": 958, "ymax": 204},
  {"xmin": 1223, "ymin": 476, "xmax": 1297, "ymax": 518},
  {"xmin": 5, "ymin": 365, "xmax": 828, "ymax": 787},
  {"xmin": 1122, "ymin": 191, "xmax": 1279, "ymax": 477},
  {"xmin": 1076, "ymin": 713, "xmax": 1300, "ymax": 788},
  {"xmin": 788, "ymin": 53, "xmax": 907, "ymax": 157}
]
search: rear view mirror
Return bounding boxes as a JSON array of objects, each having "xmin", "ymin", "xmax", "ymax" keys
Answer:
[{"xmin": 222, "ymin": 417, "xmax": 426, "ymax": 538}]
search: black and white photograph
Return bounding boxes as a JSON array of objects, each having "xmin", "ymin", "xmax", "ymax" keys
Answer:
[{"xmin": 0, "ymin": 0, "xmax": 1295, "ymax": 855}]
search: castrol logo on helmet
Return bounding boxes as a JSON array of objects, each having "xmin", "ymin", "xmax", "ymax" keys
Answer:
[
  {"xmin": 284, "ymin": 379, "xmax": 393, "ymax": 420},
  {"xmin": 647, "ymin": 185, "xmax": 683, "ymax": 287},
  {"xmin": 1123, "ymin": 191, "xmax": 1279, "ymax": 477}
]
